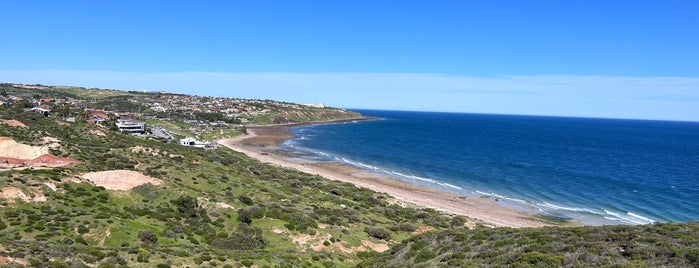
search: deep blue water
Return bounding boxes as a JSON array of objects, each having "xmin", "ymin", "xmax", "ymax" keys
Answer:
[{"xmin": 284, "ymin": 110, "xmax": 699, "ymax": 225}]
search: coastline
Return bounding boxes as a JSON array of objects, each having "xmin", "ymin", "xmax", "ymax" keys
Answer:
[{"xmin": 218, "ymin": 123, "xmax": 552, "ymax": 228}]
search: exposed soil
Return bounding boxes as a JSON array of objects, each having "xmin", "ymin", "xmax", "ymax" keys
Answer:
[
  {"xmin": 44, "ymin": 182, "xmax": 57, "ymax": 191},
  {"xmin": 98, "ymin": 228, "xmax": 111, "ymax": 247},
  {"xmin": 130, "ymin": 146, "xmax": 161, "ymax": 156},
  {"xmin": 270, "ymin": 227, "xmax": 287, "ymax": 234},
  {"xmin": 81, "ymin": 170, "xmax": 163, "ymax": 190},
  {"xmin": 292, "ymin": 232, "xmax": 332, "ymax": 251},
  {"xmin": 1, "ymin": 186, "xmax": 45, "ymax": 203},
  {"xmin": 90, "ymin": 129, "xmax": 107, "ymax": 136},
  {"xmin": 0, "ymin": 137, "xmax": 79, "ymax": 169},
  {"xmin": 0, "ymin": 137, "xmax": 48, "ymax": 159},
  {"xmin": 361, "ymin": 239, "xmax": 390, "ymax": 252},
  {"xmin": 0, "ymin": 119, "xmax": 27, "ymax": 128},
  {"xmin": 215, "ymin": 202, "xmax": 234, "ymax": 209},
  {"xmin": 1, "ymin": 187, "xmax": 29, "ymax": 202},
  {"xmin": 25, "ymin": 154, "xmax": 80, "ymax": 168},
  {"xmin": 411, "ymin": 225, "xmax": 436, "ymax": 235}
]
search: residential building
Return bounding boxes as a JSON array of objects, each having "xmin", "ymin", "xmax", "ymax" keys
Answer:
[{"xmin": 115, "ymin": 119, "xmax": 145, "ymax": 134}]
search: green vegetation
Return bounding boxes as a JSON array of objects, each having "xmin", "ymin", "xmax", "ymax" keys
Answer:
[
  {"xmin": 1, "ymin": 85, "xmax": 697, "ymax": 267},
  {"xmin": 0, "ymin": 104, "xmax": 448, "ymax": 267},
  {"xmin": 359, "ymin": 222, "xmax": 699, "ymax": 267}
]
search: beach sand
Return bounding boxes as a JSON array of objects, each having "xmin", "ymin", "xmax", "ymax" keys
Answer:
[{"xmin": 218, "ymin": 127, "xmax": 550, "ymax": 228}]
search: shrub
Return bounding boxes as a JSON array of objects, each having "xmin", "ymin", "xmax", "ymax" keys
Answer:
[
  {"xmin": 138, "ymin": 230, "xmax": 158, "ymax": 245},
  {"xmin": 237, "ymin": 205, "xmax": 264, "ymax": 224},
  {"xmin": 172, "ymin": 196, "xmax": 199, "ymax": 218},
  {"xmin": 399, "ymin": 222, "xmax": 417, "ymax": 232},
  {"xmin": 451, "ymin": 216, "xmax": 467, "ymax": 228},
  {"xmin": 239, "ymin": 195, "xmax": 253, "ymax": 206},
  {"xmin": 365, "ymin": 227, "xmax": 392, "ymax": 241},
  {"xmin": 211, "ymin": 224, "xmax": 265, "ymax": 251},
  {"xmin": 241, "ymin": 259, "xmax": 254, "ymax": 267}
]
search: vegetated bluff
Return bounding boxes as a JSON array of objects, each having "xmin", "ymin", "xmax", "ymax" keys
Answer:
[{"xmin": 0, "ymin": 84, "xmax": 697, "ymax": 267}]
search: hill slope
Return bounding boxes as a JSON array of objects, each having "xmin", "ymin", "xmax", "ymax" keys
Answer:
[{"xmin": 0, "ymin": 85, "xmax": 697, "ymax": 267}]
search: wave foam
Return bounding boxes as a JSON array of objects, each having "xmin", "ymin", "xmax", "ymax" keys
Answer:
[
  {"xmin": 603, "ymin": 209, "xmax": 655, "ymax": 225},
  {"xmin": 539, "ymin": 202, "xmax": 601, "ymax": 215}
]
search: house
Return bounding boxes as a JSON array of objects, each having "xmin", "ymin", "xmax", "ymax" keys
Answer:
[
  {"xmin": 179, "ymin": 138, "xmax": 217, "ymax": 149},
  {"xmin": 87, "ymin": 110, "xmax": 110, "ymax": 124},
  {"xmin": 115, "ymin": 119, "xmax": 145, "ymax": 134},
  {"xmin": 29, "ymin": 107, "xmax": 51, "ymax": 117},
  {"xmin": 179, "ymin": 137, "xmax": 206, "ymax": 148},
  {"xmin": 90, "ymin": 110, "xmax": 110, "ymax": 120}
]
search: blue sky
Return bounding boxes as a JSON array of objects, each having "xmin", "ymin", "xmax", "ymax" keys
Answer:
[{"xmin": 1, "ymin": 1, "xmax": 698, "ymax": 121}]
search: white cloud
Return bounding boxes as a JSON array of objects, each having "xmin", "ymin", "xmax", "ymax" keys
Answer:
[{"xmin": 2, "ymin": 70, "xmax": 698, "ymax": 121}]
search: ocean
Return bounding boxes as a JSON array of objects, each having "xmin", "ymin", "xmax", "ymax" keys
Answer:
[{"xmin": 282, "ymin": 110, "xmax": 699, "ymax": 225}]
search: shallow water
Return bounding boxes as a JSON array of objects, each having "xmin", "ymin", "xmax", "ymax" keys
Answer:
[{"xmin": 284, "ymin": 110, "xmax": 699, "ymax": 225}]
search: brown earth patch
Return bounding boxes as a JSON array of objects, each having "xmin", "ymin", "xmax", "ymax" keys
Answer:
[
  {"xmin": 98, "ymin": 228, "xmax": 111, "ymax": 247},
  {"xmin": 130, "ymin": 146, "xmax": 160, "ymax": 156},
  {"xmin": 1, "ymin": 187, "xmax": 29, "ymax": 202},
  {"xmin": 215, "ymin": 202, "xmax": 234, "ymax": 209},
  {"xmin": 0, "ymin": 187, "xmax": 45, "ymax": 203},
  {"xmin": 1, "ymin": 119, "xmax": 27, "ymax": 128},
  {"xmin": 309, "ymin": 239, "xmax": 390, "ymax": 253},
  {"xmin": 411, "ymin": 225, "xmax": 436, "ymax": 235},
  {"xmin": 90, "ymin": 129, "xmax": 106, "ymax": 136},
  {"xmin": 0, "ymin": 256, "xmax": 27, "ymax": 266},
  {"xmin": 81, "ymin": 170, "xmax": 163, "ymax": 190},
  {"xmin": 292, "ymin": 232, "xmax": 332, "ymax": 251},
  {"xmin": 44, "ymin": 182, "xmax": 57, "ymax": 191},
  {"xmin": 32, "ymin": 191, "xmax": 47, "ymax": 202},
  {"xmin": 0, "ymin": 137, "xmax": 78, "ymax": 169},
  {"xmin": 271, "ymin": 227, "xmax": 287, "ymax": 234},
  {"xmin": 361, "ymin": 239, "xmax": 390, "ymax": 252},
  {"xmin": 41, "ymin": 136, "xmax": 61, "ymax": 144},
  {"xmin": 0, "ymin": 157, "xmax": 25, "ymax": 168},
  {"xmin": 0, "ymin": 137, "xmax": 48, "ymax": 159},
  {"xmin": 25, "ymin": 154, "xmax": 80, "ymax": 168}
]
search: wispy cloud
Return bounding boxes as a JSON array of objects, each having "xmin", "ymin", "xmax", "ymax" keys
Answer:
[{"xmin": 2, "ymin": 70, "xmax": 698, "ymax": 121}]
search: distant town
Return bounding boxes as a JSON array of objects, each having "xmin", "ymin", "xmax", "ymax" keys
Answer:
[{"xmin": 0, "ymin": 83, "xmax": 358, "ymax": 148}]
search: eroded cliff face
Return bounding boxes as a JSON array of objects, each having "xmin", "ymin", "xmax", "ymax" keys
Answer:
[{"xmin": 0, "ymin": 137, "xmax": 79, "ymax": 168}]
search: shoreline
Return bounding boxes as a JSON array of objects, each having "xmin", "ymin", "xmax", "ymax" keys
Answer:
[
  {"xmin": 244, "ymin": 116, "xmax": 379, "ymax": 128},
  {"xmin": 218, "ymin": 124, "xmax": 552, "ymax": 228}
]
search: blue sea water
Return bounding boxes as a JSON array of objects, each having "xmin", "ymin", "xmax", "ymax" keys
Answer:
[{"xmin": 283, "ymin": 110, "xmax": 699, "ymax": 225}]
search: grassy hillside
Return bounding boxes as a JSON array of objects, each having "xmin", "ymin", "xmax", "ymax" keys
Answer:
[
  {"xmin": 1, "ymin": 87, "xmax": 697, "ymax": 267},
  {"xmin": 358, "ymin": 222, "xmax": 699, "ymax": 267},
  {"xmin": 0, "ymin": 106, "xmax": 451, "ymax": 267}
]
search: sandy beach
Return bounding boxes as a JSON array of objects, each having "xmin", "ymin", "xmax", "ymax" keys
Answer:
[{"xmin": 218, "ymin": 126, "xmax": 551, "ymax": 228}]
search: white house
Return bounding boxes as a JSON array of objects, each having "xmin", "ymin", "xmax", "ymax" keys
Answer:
[
  {"xmin": 179, "ymin": 137, "xmax": 206, "ymax": 148},
  {"xmin": 115, "ymin": 119, "xmax": 145, "ymax": 134}
]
